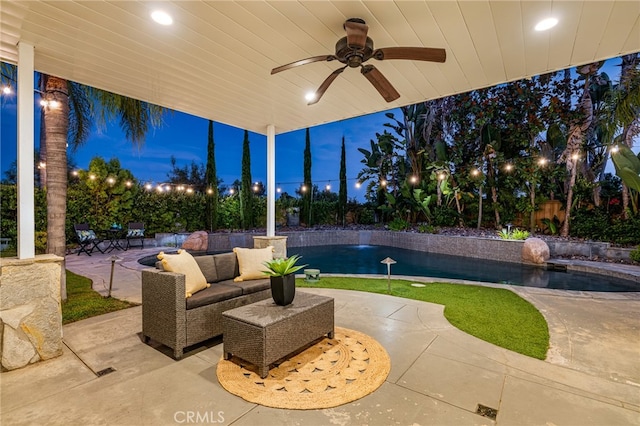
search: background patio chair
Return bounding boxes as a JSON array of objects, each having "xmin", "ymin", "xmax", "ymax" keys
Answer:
[
  {"xmin": 74, "ymin": 223, "xmax": 104, "ymax": 256},
  {"xmin": 126, "ymin": 222, "xmax": 145, "ymax": 249}
]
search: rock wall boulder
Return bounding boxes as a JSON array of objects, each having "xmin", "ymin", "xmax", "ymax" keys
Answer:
[
  {"xmin": 522, "ymin": 238, "xmax": 550, "ymax": 264},
  {"xmin": 181, "ymin": 231, "xmax": 209, "ymax": 252}
]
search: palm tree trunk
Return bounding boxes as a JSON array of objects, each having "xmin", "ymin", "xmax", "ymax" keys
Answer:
[
  {"xmin": 560, "ymin": 161, "xmax": 578, "ymax": 237},
  {"xmin": 477, "ymin": 185, "xmax": 483, "ymax": 229},
  {"xmin": 43, "ymin": 76, "xmax": 69, "ymax": 257},
  {"xmin": 491, "ymin": 185, "xmax": 500, "ymax": 228},
  {"xmin": 529, "ymin": 185, "xmax": 536, "ymax": 233}
]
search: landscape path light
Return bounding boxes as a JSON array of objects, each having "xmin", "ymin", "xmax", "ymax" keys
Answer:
[
  {"xmin": 107, "ymin": 255, "xmax": 122, "ymax": 298},
  {"xmin": 380, "ymin": 257, "xmax": 396, "ymax": 294}
]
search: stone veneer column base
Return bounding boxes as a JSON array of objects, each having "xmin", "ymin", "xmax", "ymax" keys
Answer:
[
  {"xmin": 0, "ymin": 254, "xmax": 64, "ymax": 371},
  {"xmin": 253, "ymin": 236, "xmax": 288, "ymax": 259}
]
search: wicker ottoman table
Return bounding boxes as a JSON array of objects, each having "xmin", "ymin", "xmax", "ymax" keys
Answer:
[{"xmin": 222, "ymin": 292, "xmax": 334, "ymax": 378}]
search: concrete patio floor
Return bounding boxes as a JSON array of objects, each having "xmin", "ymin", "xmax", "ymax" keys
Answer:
[{"xmin": 2, "ymin": 247, "xmax": 639, "ymax": 425}]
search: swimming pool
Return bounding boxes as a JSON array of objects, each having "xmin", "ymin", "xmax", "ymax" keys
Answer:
[{"xmin": 288, "ymin": 245, "xmax": 638, "ymax": 292}]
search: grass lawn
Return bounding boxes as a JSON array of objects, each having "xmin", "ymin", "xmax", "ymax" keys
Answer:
[
  {"xmin": 63, "ymin": 270, "xmax": 137, "ymax": 324},
  {"xmin": 297, "ymin": 277, "xmax": 549, "ymax": 360}
]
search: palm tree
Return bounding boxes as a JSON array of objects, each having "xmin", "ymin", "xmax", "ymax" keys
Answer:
[
  {"xmin": 558, "ymin": 62, "xmax": 600, "ymax": 237},
  {"xmin": 605, "ymin": 54, "xmax": 640, "ymax": 217},
  {"xmin": 38, "ymin": 74, "xmax": 164, "ymax": 299}
]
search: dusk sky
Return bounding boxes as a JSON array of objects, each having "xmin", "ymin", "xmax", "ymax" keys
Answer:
[
  {"xmin": 1, "ymin": 88, "xmax": 399, "ymax": 200},
  {"xmin": 1, "ymin": 58, "xmax": 635, "ymax": 200}
]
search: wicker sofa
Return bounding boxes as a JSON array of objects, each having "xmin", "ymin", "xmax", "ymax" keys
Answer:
[{"xmin": 141, "ymin": 252, "xmax": 271, "ymax": 359}]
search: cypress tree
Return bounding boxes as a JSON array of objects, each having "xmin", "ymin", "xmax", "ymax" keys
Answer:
[
  {"xmin": 302, "ymin": 128, "xmax": 312, "ymax": 226},
  {"xmin": 339, "ymin": 136, "xmax": 347, "ymax": 226},
  {"xmin": 241, "ymin": 130, "xmax": 254, "ymax": 229},
  {"xmin": 205, "ymin": 120, "xmax": 218, "ymax": 231}
]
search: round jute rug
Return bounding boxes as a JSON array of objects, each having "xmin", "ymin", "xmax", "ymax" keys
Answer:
[{"xmin": 216, "ymin": 327, "xmax": 391, "ymax": 409}]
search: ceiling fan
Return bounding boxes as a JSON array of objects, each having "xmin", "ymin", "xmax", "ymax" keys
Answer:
[{"xmin": 271, "ymin": 18, "xmax": 446, "ymax": 105}]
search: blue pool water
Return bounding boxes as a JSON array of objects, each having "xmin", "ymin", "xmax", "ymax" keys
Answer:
[{"xmin": 289, "ymin": 245, "xmax": 638, "ymax": 292}]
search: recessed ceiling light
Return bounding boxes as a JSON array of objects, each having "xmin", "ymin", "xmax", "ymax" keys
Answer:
[
  {"xmin": 305, "ymin": 92, "xmax": 317, "ymax": 102},
  {"xmin": 535, "ymin": 17, "xmax": 558, "ymax": 31},
  {"xmin": 151, "ymin": 10, "xmax": 173, "ymax": 26}
]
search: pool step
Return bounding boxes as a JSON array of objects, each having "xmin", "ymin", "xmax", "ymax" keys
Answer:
[{"xmin": 546, "ymin": 262, "xmax": 567, "ymax": 272}]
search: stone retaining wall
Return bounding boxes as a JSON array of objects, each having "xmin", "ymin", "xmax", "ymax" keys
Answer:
[
  {"xmin": 0, "ymin": 254, "xmax": 64, "ymax": 371},
  {"xmin": 198, "ymin": 230, "xmax": 633, "ymax": 263}
]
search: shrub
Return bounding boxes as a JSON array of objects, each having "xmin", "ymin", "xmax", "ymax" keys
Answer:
[
  {"xmin": 630, "ymin": 246, "xmax": 640, "ymax": 263},
  {"xmin": 432, "ymin": 205, "xmax": 459, "ymax": 227},
  {"xmin": 498, "ymin": 228, "xmax": 530, "ymax": 240},
  {"xmin": 418, "ymin": 223, "xmax": 437, "ymax": 234},
  {"xmin": 388, "ymin": 216, "xmax": 409, "ymax": 231}
]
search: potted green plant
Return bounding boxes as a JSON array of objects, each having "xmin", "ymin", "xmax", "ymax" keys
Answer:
[{"xmin": 262, "ymin": 255, "xmax": 307, "ymax": 306}]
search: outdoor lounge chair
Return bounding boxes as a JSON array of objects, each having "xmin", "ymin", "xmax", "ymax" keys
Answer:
[
  {"xmin": 126, "ymin": 222, "xmax": 145, "ymax": 249},
  {"xmin": 74, "ymin": 223, "xmax": 104, "ymax": 256}
]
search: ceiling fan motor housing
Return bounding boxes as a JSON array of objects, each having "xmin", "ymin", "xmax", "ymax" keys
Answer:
[{"xmin": 335, "ymin": 36, "xmax": 374, "ymax": 67}]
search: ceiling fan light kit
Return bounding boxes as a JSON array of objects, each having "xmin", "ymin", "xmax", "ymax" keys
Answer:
[{"xmin": 271, "ymin": 18, "xmax": 446, "ymax": 105}]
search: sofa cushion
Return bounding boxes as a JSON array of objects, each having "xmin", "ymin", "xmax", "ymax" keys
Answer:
[
  {"xmin": 226, "ymin": 278, "xmax": 270, "ymax": 295},
  {"xmin": 233, "ymin": 246, "xmax": 273, "ymax": 282},
  {"xmin": 186, "ymin": 283, "xmax": 243, "ymax": 310},
  {"xmin": 194, "ymin": 255, "xmax": 218, "ymax": 283},
  {"xmin": 213, "ymin": 252, "xmax": 238, "ymax": 282},
  {"xmin": 158, "ymin": 250, "xmax": 210, "ymax": 298}
]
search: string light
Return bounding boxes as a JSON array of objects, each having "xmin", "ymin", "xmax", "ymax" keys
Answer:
[
  {"xmin": 610, "ymin": 145, "xmax": 619, "ymax": 154},
  {"xmin": 380, "ymin": 180, "xmax": 387, "ymax": 187},
  {"xmin": 504, "ymin": 164, "xmax": 513, "ymax": 172},
  {"xmin": 471, "ymin": 169, "xmax": 480, "ymax": 176},
  {"xmin": 409, "ymin": 176, "xmax": 418, "ymax": 183},
  {"xmin": 2, "ymin": 86, "xmax": 11, "ymax": 95},
  {"xmin": 571, "ymin": 152, "xmax": 580, "ymax": 161},
  {"xmin": 538, "ymin": 158, "xmax": 548, "ymax": 166},
  {"xmin": 355, "ymin": 181, "xmax": 361, "ymax": 189},
  {"xmin": 437, "ymin": 173, "xmax": 446, "ymax": 180},
  {"xmin": 325, "ymin": 183, "xmax": 331, "ymax": 191}
]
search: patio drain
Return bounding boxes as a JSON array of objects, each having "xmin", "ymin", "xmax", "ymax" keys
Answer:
[
  {"xmin": 476, "ymin": 404, "xmax": 498, "ymax": 420},
  {"xmin": 96, "ymin": 367, "xmax": 116, "ymax": 377}
]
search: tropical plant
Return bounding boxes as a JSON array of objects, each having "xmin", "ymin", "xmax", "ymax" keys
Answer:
[
  {"xmin": 558, "ymin": 62, "xmax": 602, "ymax": 237},
  {"xmin": 262, "ymin": 255, "xmax": 307, "ymax": 277},
  {"xmin": 498, "ymin": 228, "xmax": 530, "ymax": 240},
  {"xmin": 387, "ymin": 216, "xmax": 409, "ymax": 231}
]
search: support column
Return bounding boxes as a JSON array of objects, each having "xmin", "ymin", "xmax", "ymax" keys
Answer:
[
  {"xmin": 266, "ymin": 124, "xmax": 276, "ymax": 237},
  {"xmin": 17, "ymin": 42, "xmax": 35, "ymax": 259}
]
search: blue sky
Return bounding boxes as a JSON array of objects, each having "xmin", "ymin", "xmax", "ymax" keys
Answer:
[
  {"xmin": 0, "ymin": 90, "xmax": 398, "ymax": 200},
  {"xmin": 1, "ymin": 57, "xmax": 636, "ymax": 200}
]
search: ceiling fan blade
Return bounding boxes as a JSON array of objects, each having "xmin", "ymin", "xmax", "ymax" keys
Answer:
[
  {"xmin": 344, "ymin": 19, "xmax": 368, "ymax": 48},
  {"xmin": 271, "ymin": 55, "xmax": 336, "ymax": 74},
  {"xmin": 373, "ymin": 47, "xmax": 446, "ymax": 63},
  {"xmin": 361, "ymin": 65, "xmax": 400, "ymax": 102},
  {"xmin": 308, "ymin": 66, "xmax": 347, "ymax": 105}
]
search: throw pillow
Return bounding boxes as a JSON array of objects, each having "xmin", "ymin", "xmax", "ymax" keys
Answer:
[
  {"xmin": 233, "ymin": 246, "xmax": 274, "ymax": 282},
  {"xmin": 158, "ymin": 250, "xmax": 210, "ymax": 298}
]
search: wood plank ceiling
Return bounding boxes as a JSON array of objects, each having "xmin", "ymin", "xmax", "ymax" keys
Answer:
[{"xmin": 1, "ymin": 1, "xmax": 639, "ymax": 135}]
